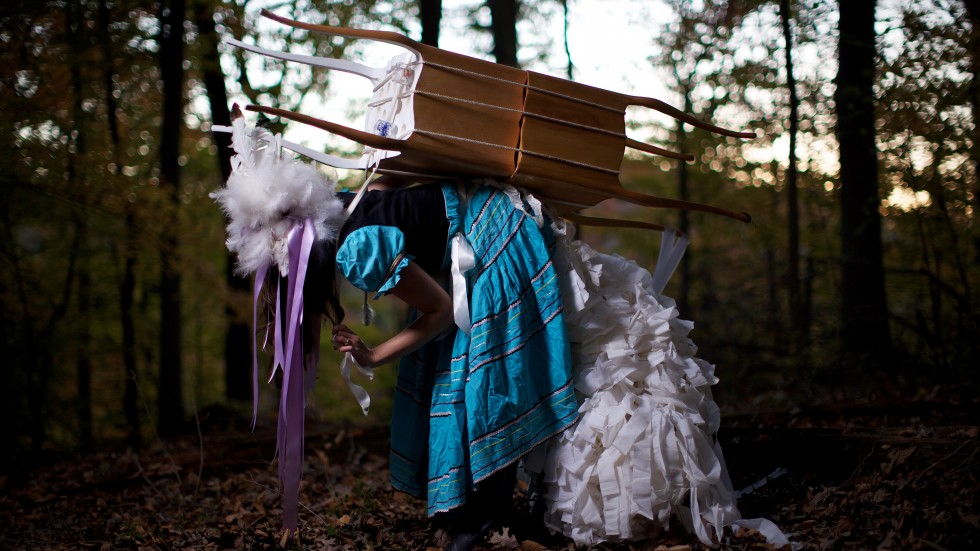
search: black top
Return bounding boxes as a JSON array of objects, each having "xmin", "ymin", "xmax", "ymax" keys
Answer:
[{"xmin": 337, "ymin": 183, "xmax": 451, "ymax": 275}]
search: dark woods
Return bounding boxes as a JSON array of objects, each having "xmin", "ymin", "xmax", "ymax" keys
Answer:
[{"xmin": 0, "ymin": 0, "xmax": 977, "ymax": 472}]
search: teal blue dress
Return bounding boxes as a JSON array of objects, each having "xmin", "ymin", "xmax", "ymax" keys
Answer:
[{"xmin": 336, "ymin": 181, "xmax": 578, "ymax": 515}]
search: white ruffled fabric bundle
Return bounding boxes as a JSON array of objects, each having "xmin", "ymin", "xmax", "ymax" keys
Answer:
[
  {"xmin": 540, "ymin": 236, "xmax": 741, "ymax": 547},
  {"xmin": 210, "ymin": 112, "xmax": 346, "ymax": 276}
]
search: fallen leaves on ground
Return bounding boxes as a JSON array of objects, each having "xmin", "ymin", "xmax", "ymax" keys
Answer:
[{"xmin": 1, "ymin": 393, "xmax": 977, "ymax": 550}]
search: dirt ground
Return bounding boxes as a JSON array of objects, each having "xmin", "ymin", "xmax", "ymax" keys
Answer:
[{"xmin": 2, "ymin": 384, "xmax": 977, "ymax": 551}]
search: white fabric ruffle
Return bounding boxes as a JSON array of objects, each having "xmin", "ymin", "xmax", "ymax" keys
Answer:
[{"xmin": 538, "ymin": 236, "xmax": 741, "ymax": 547}]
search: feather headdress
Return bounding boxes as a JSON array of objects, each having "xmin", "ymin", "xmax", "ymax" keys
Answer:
[{"xmin": 211, "ymin": 105, "xmax": 347, "ymax": 276}]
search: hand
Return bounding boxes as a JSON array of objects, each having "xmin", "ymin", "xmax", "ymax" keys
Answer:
[
  {"xmin": 331, "ymin": 324, "xmax": 375, "ymax": 368},
  {"xmin": 326, "ymin": 262, "xmax": 452, "ymax": 369}
]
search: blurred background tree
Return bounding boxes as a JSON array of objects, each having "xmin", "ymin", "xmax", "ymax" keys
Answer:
[{"xmin": 1, "ymin": 0, "xmax": 977, "ymax": 469}]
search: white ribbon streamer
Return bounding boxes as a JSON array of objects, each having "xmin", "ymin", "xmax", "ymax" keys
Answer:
[
  {"xmin": 651, "ymin": 229, "xmax": 690, "ymax": 296},
  {"xmin": 339, "ymin": 352, "xmax": 374, "ymax": 415},
  {"xmin": 450, "ymin": 232, "xmax": 476, "ymax": 334}
]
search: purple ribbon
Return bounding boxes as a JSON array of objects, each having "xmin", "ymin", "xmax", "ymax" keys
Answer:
[
  {"xmin": 250, "ymin": 218, "xmax": 317, "ymax": 536},
  {"xmin": 251, "ymin": 266, "xmax": 268, "ymax": 429},
  {"xmin": 272, "ymin": 284, "xmax": 284, "ymax": 381},
  {"xmin": 278, "ymin": 218, "xmax": 315, "ymax": 533}
]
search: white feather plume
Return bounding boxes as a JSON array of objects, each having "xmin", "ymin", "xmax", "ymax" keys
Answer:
[{"xmin": 211, "ymin": 110, "xmax": 346, "ymax": 276}]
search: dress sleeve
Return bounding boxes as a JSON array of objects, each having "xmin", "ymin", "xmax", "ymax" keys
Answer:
[{"xmin": 336, "ymin": 225, "xmax": 415, "ymax": 297}]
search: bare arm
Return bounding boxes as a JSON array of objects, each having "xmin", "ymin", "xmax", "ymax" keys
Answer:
[{"xmin": 332, "ymin": 261, "xmax": 453, "ymax": 368}]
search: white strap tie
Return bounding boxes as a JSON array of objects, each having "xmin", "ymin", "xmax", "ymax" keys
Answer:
[
  {"xmin": 339, "ymin": 352, "xmax": 374, "ymax": 415},
  {"xmin": 450, "ymin": 232, "xmax": 476, "ymax": 334}
]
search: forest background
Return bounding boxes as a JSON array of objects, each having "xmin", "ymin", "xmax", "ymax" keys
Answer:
[{"xmin": 1, "ymin": 0, "xmax": 978, "ymax": 549}]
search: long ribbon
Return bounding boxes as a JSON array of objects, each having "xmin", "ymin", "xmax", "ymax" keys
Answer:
[
  {"xmin": 248, "ymin": 218, "xmax": 320, "ymax": 536},
  {"xmin": 450, "ymin": 232, "xmax": 476, "ymax": 334},
  {"xmin": 250, "ymin": 160, "xmax": 378, "ymax": 470},
  {"xmin": 339, "ymin": 353, "xmax": 374, "ymax": 414},
  {"xmin": 651, "ymin": 229, "xmax": 690, "ymax": 296},
  {"xmin": 278, "ymin": 218, "xmax": 315, "ymax": 534},
  {"xmin": 251, "ymin": 265, "xmax": 268, "ymax": 429},
  {"xmin": 281, "ymin": 219, "xmax": 315, "ymax": 423},
  {"xmin": 271, "ymin": 283, "xmax": 284, "ymax": 381}
]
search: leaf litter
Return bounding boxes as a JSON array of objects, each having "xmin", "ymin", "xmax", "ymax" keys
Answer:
[{"xmin": 1, "ymin": 393, "xmax": 977, "ymax": 550}]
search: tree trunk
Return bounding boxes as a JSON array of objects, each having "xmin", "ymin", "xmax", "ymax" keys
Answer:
[
  {"xmin": 964, "ymin": 1, "xmax": 980, "ymax": 300},
  {"xmin": 121, "ymin": 211, "xmax": 141, "ymax": 444},
  {"xmin": 676, "ymin": 81, "xmax": 693, "ymax": 316},
  {"xmin": 194, "ymin": 0, "xmax": 252, "ymax": 402},
  {"xmin": 68, "ymin": 0, "xmax": 93, "ymax": 452},
  {"xmin": 420, "ymin": 0, "xmax": 443, "ymax": 46},
  {"xmin": 98, "ymin": 0, "xmax": 141, "ymax": 444},
  {"xmin": 0, "ymin": 271, "xmax": 11, "ymax": 470},
  {"xmin": 158, "ymin": 0, "xmax": 186, "ymax": 436},
  {"xmin": 194, "ymin": 2, "xmax": 232, "ymax": 181},
  {"xmin": 780, "ymin": 0, "xmax": 802, "ymax": 351},
  {"xmin": 75, "ymin": 224, "xmax": 93, "ymax": 451},
  {"xmin": 487, "ymin": 0, "xmax": 519, "ymax": 67},
  {"xmin": 760, "ymin": 183, "xmax": 781, "ymax": 344},
  {"xmin": 561, "ymin": 0, "xmax": 573, "ymax": 80},
  {"xmin": 835, "ymin": 0, "xmax": 890, "ymax": 364}
]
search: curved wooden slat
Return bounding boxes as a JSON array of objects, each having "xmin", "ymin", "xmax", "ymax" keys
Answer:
[
  {"xmin": 625, "ymin": 138, "xmax": 694, "ymax": 161},
  {"xmin": 260, "ymin": 9, "xmax": 423, "ymax": 57},
  {"xmin": 610, "ymin": 185, "xmax": 752, "ymax": 222},
  {"xmin": 627, "ymin": 94, "xmax": 756, "ymax": 139},
  {"xmin": 528, "ymin": 175, "xmax": 752, "ymax": 223},
  {"xmin": 562, "ymin": 212, "xmax": 667, "ymax": 232}
]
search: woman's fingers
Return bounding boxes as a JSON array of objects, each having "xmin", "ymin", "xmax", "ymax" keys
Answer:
[
  {"xmin": 331, "ymin": 326, "xmax": 357, "ymax": 350},
  {"xmin": 330, "ymin": 324, "xmax": 375, "ymax": 366}
]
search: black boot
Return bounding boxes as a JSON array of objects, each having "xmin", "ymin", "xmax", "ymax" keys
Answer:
[
  {"xmin": 444, "ymin": 464, "xmax": 517, "ymax": 551},
  {"xmin": 443, "ymin": 513, "xmax": 495, "ymax": 551}
]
